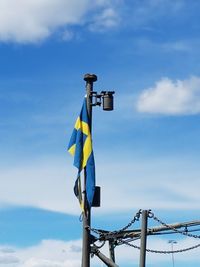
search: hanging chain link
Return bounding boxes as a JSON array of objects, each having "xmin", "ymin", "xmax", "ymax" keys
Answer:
[
  {"xmin": 89, "ymin": 226, "xmax": 103, "ymax": 236},
  {"xmin": 121, "ymin": 239, "xmax": 200, "ymax": 254},
  {"xmin": 114, "ymin": 209, "xmax": 142, "ymax": 233},
  {"xmin": 89, "ymin": 209, "xmax": 200, "ymax": 255},
  {"xmin": 89, "ymin": 209, "xmax": 142, "ymax": 240},
  {"xmin": 148, "ymin": 211, "xmax": 200, "ymax": 239}
]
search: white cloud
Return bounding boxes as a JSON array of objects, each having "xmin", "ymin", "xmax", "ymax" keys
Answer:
[
  {"xmin": 0, "ymin": 248, "xmax": 15, "ymax": 254},
  {"xmin": 0, "ymin": 0, "xmax": 120, "ymax": 43},
  {"xmin": 128, "ymin": 0, "xmax": 185, "ymax": 28},
  {"xmin": 136, "ymin": 76, "xmax": 200, "ymax": 115},
  {"xmin": 114, "ymin": 236, "xmax": 200, "ymax": 265},
  {"xmin": 89, "ymin": 7, "xmax": 120, "ymax": 32},
  {"xmin": 1, "ymin": 155, "xmax": 200, "ymax": 215},
  {"xmin": 0, "ymin": 0, "xmax": 87, "ymax": 43},
  {"xmin": 0, "ymin": 157, "xmax": 80, "ymax": 214},
  {"xmin": 0, "ymin": 255, "xmax": 19, "ymax": 264},
  {"xmin": 19, "ymin": 240, "xmax": 82, "ymax": 267},
  {"xmin": 132, "ymin": 38, "xmax": 193, "ymax": 54},
  {"xmin": 60, "ymin": 30, "xmax": 74, "ymax": 41},
  {"xmin": 0, "ymin": 237, "xmax": 199, "ymax": 267},
  {"xmin": 162, "ymin": 41, "xmax": 191, "ymax": 52},
  {"xmin": 0, "ymin": 240, "xmax": 82, "ymax": 267},
  {"xmin": 96, "ymin": 157, "xmax": 200, "ymax": 213},
  {"xmin": 0, "ymin": 0, "xmax": 197, "ymax": 44}
]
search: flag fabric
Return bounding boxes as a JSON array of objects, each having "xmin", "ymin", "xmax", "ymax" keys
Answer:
[{"xmin": 68, "ymin": 98, "xmax": 95, "ymax": 209}]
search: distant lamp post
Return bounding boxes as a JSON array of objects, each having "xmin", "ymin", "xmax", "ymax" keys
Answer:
[{"xmin": 168, "ymin": 240, "xmax": 177, "ymax": 267}]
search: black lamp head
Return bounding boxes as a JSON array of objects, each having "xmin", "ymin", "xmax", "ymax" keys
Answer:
[{"xmin": 101, "ymin": 91, "xmax": 115, "ymax": 111}]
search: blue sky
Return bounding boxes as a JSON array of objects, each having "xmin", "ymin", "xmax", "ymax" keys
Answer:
[{"xmin": 0, "ymin": 0, "xmax": 200, "ymax": 266}]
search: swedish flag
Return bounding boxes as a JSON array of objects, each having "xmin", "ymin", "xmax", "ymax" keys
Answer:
[{"xmin": 68, "ymin": 98, "xmax": 95, "ymax": 209}]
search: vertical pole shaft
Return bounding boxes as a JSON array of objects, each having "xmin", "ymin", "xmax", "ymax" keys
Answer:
[
  {"xmin": 82, "ymin": 74, "xmax": 97, "ymax": 267},
  {"xmin": 171, "ymin": 243, "xmax": 175, "ymax": 267},
  {"xmin": 172, "ymin": 243, "xmax": 174, "ymax": 267},
  {"xmin": 168, "ymin": 240, "xmax": 176, "ymax": 267},
  {"xmin": 109, "ymin": 240, "xmax": 116, "ymax": 263},
  {"xmin": 139, "ymin": 210, "xmax": 148, "ymax": 267}
]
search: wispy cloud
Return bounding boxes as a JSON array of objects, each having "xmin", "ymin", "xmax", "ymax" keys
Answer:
[
  {"xmin": 98, "ymin": 157, "xmax": 200, "ymax": 213},
  {"xmin": 0, "ymin": 0, "xmax": 197, "ymax": 44},
  {"xmin": 0, "ymin": 157, "xmax": 79, "ymax": 214},
  {"xmin": 161, "ymin": 41, "xmax": 191, "ymax": 52},
  {"xmin": 132, "ymin": 38, "xmax": 193, "ymax": 53},
  {"xmin": 136, "ymin": 76, "xmax": 200, "ymax": 115},
  {"xmin": 1, "ymin": 155, "xmax": 198, "ymax": 214},
  {"xmin": 0, "ymin": 254, "xmax": 19, "ymax": 264},
  {"xmin": 0, "ymin": 0, "xmax": 121, "ymax": 44},
  {"xmin": 129, "ymin": 0, "xmax": 186, "ymax": 27},
  {"xmin": 89, "ymin": 7, "xmax": 120, "ymax": 32},
  {"xmin": 115, "ymin": 236, "xmax": 200, "ymax": 265},
  {"xmin": 0, "ymin": 236, "xmax": 199, "ymax": 267},
  {"xmin": 1, "ymin": 240, "xmax": 82, "ymax": 267}
]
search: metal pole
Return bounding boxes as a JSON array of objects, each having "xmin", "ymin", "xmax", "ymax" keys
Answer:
[
  {"xmin": 91, "ymin": 246, "xmax": 119, "ymax": 267},
  {"xmin": 171, "ymin": 243, "xmax": 175, "ymax": 267},
  {"xmin": 168, "ymin": 240, "xmax": 177, "ymax": 267},
  {"xmin": 109, "ymin": 240, "xmax": 116, "ymax": 263},
  {"xmin": 139, "ymin": 210, "xmax": 148, "ymax": 267},
  {"xmin": 82, "ymin": 74, "xmax": 97, "ymax": 267}
]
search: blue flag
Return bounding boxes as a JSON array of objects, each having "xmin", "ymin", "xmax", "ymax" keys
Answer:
[{"xmin": 68, "ymin": 98, "xmax": 95, "ymax": 208}]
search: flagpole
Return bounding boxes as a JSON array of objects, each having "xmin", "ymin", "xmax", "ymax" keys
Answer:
[{"xmin": 82, "ymin": 73, "xmax": 97, "ymax": 267}]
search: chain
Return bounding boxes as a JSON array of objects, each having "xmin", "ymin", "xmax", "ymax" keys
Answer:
[
  {"xmin": 114, "ymin": 209, "xmax": 142, "ymax": 233},
  {"xmin": 148, "ymin": 211, "xmax": 200, "ymax": 239},
  {"xmin": 89, "ymin": 209, "xmax": 142, "ymax": 240},
  {"xmin": 89, "ymin": 227, "xmax": 103, "ymax": 236},
  {"xmin": 121, "ymin": 240, "xmax": 200, "ymax": 254}
]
